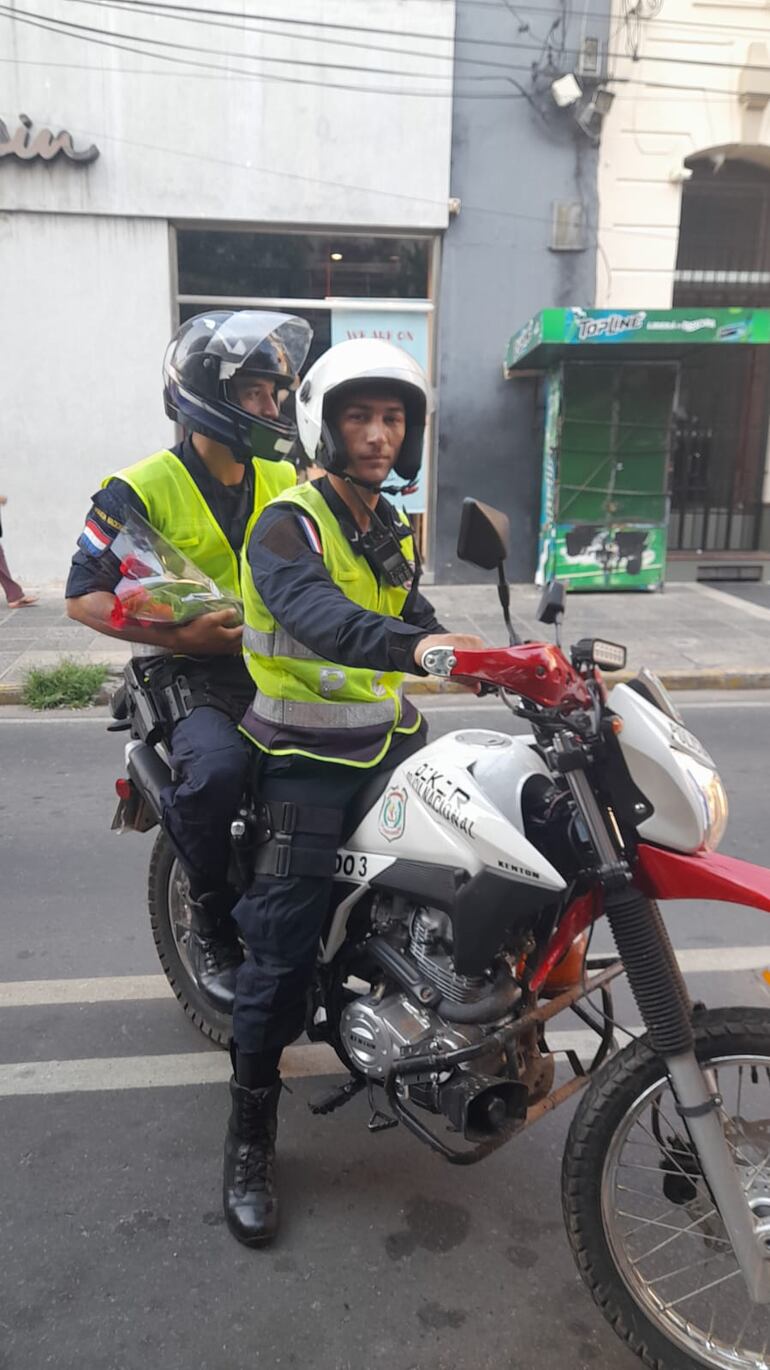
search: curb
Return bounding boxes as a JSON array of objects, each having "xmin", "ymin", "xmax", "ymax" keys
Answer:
[
  {"xmin": 0, "ymin": 679, "xmax": 119, "ymax": 709},
  {"xmin": 2, "ymin": 668, "xmax": 770, "ymax": 709}
]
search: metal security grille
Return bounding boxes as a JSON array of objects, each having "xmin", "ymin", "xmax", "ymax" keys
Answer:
[
  {"xmin": 669, "ymin": 348, "xmax": 770, "ymax": 552},
  {"xmin": 671, "ymin": 158, "xmax": 770, "ymax": 549}
]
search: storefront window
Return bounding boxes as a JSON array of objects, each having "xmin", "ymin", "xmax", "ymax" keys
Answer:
[
  {"xmin": 177, "ymin": 229, "xmax": 430, "ymax": 301},
  {"xmin": 175, "ymin": 227, "xmax": 435, "ymax": 557}
]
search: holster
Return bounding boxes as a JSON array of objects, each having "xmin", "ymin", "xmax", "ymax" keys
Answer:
[
  {"xmin": 251, "ymin": 799, "xmax": 340, "ymax": 879},
  {"xmin": 123, "ymin": 655, "xmax": 253, "ymax": 746}
]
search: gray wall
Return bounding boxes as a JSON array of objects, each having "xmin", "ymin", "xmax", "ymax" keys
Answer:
[
  {"xmin": 1, "ymin": 213, "xmax": 173, "ymax": 585},
  {"xmin": 434, "ymin": 4, "xmax": 611, "ymax": 583},
  {"xmin": 1, "ymin": 1, "xmax": 454, "ymax": 229}
]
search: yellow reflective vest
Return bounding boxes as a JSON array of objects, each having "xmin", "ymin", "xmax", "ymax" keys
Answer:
[
  {"xmin": 104, "ymin": 448, "xmax": 296, "ymax": 594},
  {"xmin": 241, "ymin": 480, "xmax": 421, "ymax": 767}
]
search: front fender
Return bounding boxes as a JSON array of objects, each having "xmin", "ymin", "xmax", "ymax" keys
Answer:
[{"xmin": 635, "ymin": 843, "xmax": 770, "ymax": 915}]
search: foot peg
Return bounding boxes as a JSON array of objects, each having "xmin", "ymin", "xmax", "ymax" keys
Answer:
[{"xmin": 308, "ymin": 1075, "xmax": 365, "ymax": 1116}]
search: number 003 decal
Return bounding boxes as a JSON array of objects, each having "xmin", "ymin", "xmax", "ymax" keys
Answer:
[{"xmin": 333, "ymin": 849, "xmax": 395, "ymax": 883}]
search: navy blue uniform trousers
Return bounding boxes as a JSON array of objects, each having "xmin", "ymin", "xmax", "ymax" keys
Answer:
[
  {"xmin": 231, "ymin": 724, "xmax": 426, "ymax": 1057},
  {"xmin": 161, "ymin": 706, "xmax": 252, "ymax": 900}
]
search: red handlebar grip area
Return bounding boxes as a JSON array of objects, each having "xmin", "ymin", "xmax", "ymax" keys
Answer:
[{"xmin": 449, "ymin": 644, "xmax": 592, "ymax": 712}]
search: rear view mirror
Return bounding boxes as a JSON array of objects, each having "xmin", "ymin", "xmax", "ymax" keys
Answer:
[
  {"xmin": 457, "ymin": 499, "xmax": 510, "ymax": 570},
  {"xmin": 537, "ymin": 579, "xmax": 566, "ymax": 625}
]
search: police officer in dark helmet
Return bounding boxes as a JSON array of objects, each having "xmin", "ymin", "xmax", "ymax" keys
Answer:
[
  {"xmin": 66, "ymin": 311, "xmax": 312, "ymax": 1009},
  {"xmin": 222, "ymin": 339, "xmax": 483, "ymax": 1247}
]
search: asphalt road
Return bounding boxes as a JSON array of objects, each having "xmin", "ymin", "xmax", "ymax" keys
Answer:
[{"xmin": 2, "ymin": 693, "xmax": 770, "ymax": 1370}]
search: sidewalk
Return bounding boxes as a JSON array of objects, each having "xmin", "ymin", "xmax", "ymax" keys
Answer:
[{"xmin": 2, "ymin": 581, "xmax": 770, "ymax": 704}]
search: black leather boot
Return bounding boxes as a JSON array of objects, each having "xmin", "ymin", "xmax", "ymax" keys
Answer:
[
  {"xmin": 187, "ymin": 891, "xmax": 243, "ymax": 1011},
  {"xmin": 223, "ymin": 1078, "xmax": 281, "ymax": 1247}
]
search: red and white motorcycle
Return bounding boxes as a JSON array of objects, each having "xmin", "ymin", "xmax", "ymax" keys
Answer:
[{"xmin": 114, "ymin": 499, "xmax": 770, "ymax": 1368}]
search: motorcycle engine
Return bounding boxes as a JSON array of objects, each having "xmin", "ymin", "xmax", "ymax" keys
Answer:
[
  {"xmin": 340, "ymin": 989, "xmax": 484, "ymax": 1080},
  {"xmin": 340, "ymin": 907, "xmax": 513, "ymax": 1082},
  {"xmin": 339, "ymin": 904, "xmax": 540, "ymax": 1140},
  {"xmin": 407, "ymin": 907, "xmax": 488, "ymax": 1003}
]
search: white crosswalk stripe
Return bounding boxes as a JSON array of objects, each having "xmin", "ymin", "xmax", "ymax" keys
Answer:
[
  {"xmin": 0, "ymin": 1035, "xmax": 617, "ymax": 1097},
  {"xmin": 1, "ymin": 947, "xmax": 769, "ymax": 1096},
  {"xmin": 2, "ymin": 946, "xmax": 769, "ymax": 1009}
]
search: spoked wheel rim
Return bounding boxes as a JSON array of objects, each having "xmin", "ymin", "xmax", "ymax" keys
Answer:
[
  {"xmin": 166, "ymin": 857, "xmax": 201, "ymax": 988},
  {"xmin": 602, "ymin": 1053, "xmax": 770, "ymax": 1369}
]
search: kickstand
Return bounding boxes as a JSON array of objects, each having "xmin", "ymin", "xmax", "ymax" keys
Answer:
[{"xmin": 367, "ymin": 1082, "xmax": 398, "ymax": 1134}]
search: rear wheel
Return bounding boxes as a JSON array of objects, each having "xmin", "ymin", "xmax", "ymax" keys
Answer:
[
  {"xmin": 563, "ymin": 1007, "xmax": 770, "ymax": 1370},
  {"xmin": 147, "ymin": 831, "xmax": 232, "ymax": 1048}
]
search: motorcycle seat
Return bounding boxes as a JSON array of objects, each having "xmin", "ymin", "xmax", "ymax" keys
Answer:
[{"xmin": 340, "ymin": 766, "xmax": 397, "ymax": 844}]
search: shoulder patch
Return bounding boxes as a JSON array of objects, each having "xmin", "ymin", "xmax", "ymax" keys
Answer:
[
  {"xmin": 297, "ymin": 514, "xmax": 323, "ymax": 555},
  {"xmin": 78, "ymin": 514, "xmax": 117, "ymax": 558}
]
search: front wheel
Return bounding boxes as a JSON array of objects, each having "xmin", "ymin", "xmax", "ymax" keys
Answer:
[
  {"xmin": 147, "ymin": 831, "xmax": 232, "ymax": 1048},
  {"xmin": 563, "ymin": 1007, "xmax": 770, "ymax": 1370}
]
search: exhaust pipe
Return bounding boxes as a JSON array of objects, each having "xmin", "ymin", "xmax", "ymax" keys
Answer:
[
  {"xmin": 127, "ymin": 742, "xmax": 172, "ymax": 822},
  {"xmin": 439, "ymin": 1073, "xmax": 528, "ymax": 1143}
]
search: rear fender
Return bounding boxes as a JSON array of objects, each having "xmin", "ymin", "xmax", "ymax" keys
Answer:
[{"xmin": 635, "ymin": 843, "xmax": 770, "ymax": 915}]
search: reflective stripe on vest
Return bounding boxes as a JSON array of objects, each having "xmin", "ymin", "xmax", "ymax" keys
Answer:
[
  {"xmin": 242, "ymin": 624, "xmax": 320, "ymax": 662},
  {"xmin": 250, "ymin": 689, "xmax": 399, "ymax": 730},
  {"xmin": 106, "ymin": 449, "xmax": 296, "ymax": 596}
]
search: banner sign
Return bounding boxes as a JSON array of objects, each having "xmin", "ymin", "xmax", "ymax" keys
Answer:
[
  {"xmin": 506, "ymin": 307, "xmax": 770, "ymax": 373},
  {"xmin": 330, "ymin": 303, "xmax": 431, "ymax": 514}
]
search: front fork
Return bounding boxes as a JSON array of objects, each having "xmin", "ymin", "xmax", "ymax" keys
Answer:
[
  {"xmin": 607, "ymin": 887, "xmax": 770, "ymax": 1304},
  {"xmin": 551, "ymin": 729, "xmax": 770, "ymax": 1299}
]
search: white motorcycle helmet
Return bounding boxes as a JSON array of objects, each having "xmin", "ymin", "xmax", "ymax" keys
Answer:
[{"xmin": 295, "ymin": 338, "xmax": 432, "ymax": 484}]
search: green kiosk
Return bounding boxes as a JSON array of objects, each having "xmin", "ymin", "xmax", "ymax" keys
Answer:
[{"xmin": 504, "ymin": 307, "xmax": 770, "ymax": 590}]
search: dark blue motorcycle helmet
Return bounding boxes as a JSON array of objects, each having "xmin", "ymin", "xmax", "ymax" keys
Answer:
[{"xmin": 163, "ymin": 310, "xmax": 313, "ymax": 461}]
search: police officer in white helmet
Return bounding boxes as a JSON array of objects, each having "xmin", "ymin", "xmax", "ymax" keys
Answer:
[{"xmin": 222, "ymin": 339, "xmax": 484, "ymax": 1247}]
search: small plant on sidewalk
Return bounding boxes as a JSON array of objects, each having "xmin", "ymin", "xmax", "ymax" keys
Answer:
[{"xmin": 22, "ymin": 658, "xmax": 109, "ymax": 710}]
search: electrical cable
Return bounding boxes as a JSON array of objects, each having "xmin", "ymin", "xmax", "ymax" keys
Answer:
[
  {"xmin": 48, "ymin": 0, "xmax": 609, "ymax": 53},
  {"xmin": 499, "ymin": 0, "xmax": 552, "ymax": 47},
  {"xmin": 47, "ymin": 0, "xmax": 526, "ymax": 80},
  {"xmin": 0, "ymin": 3, "xmax": 457, "ymax": 85},
  {"xmin": 0, "ymin": 4, "xmax": 523, "ymax": 97},
  {"xmin": 0, "ymin": 47, "xmax": 747, "ymax": 108},
  {"xmin": 29, "ymin": 0, "xmax": 767, "ymax": 78},
  {"xmin": 6, "ymin": 3, "xmax": 768, "ymax": 94}
]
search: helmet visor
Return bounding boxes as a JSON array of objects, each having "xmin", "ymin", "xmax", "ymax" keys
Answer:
[{"xmin": 211, "ymin": 311, "xmax": 312, "ymax": 387}]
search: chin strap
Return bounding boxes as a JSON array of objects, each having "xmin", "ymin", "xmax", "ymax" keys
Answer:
[{"xmin": 342, "ymin": 472, "xmax": 418, "ymax": 498}]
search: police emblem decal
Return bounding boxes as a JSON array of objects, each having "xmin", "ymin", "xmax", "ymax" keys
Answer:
[{"xmin": 378, "ymin": 786, "xmax": 407, "ymax": 842}]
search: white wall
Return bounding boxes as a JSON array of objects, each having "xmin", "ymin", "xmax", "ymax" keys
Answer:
[
  {"xmin": 597, "ymin": 0, "xmax": 770, "ymax": 306},
  {"xmin": 0, "ymin": 212, "xmax": 173, "ymax": 585},
  {"xmin": 1, "ymin": 1, "xmax": 454, "ymax": 230}
]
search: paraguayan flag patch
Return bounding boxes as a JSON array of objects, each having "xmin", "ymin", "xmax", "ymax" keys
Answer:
[{"xmin": 78, "ymin": 516, "xmax": 114, "ymax": 558}]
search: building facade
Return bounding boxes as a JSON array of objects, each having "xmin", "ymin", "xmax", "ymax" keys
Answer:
[
  {"xmin": 1, "ymin": 0, "xmax": 454, "ymax": 585},
  {"xmin": 435, "ymin": 1, "xmax": 612, "ymax": 582},
  {"xmin": 597, "ymin": 0, "xmax": 770, "ymax": 579}
]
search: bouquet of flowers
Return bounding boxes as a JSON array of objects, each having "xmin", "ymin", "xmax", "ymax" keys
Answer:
[{"xmin": 108, "ymin": 509, "xmax": 243, "ymax": 629}]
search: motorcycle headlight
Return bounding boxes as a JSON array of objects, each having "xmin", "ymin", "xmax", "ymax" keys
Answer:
[{"xmin": 677, "ymin": 753, "xmax": 729, "ymax": 852}]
